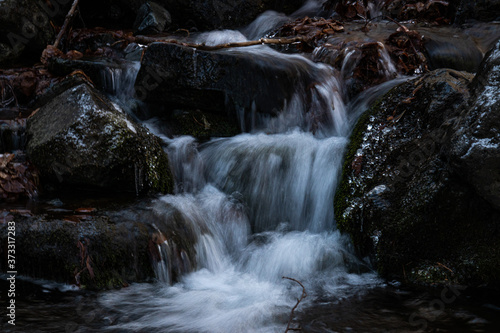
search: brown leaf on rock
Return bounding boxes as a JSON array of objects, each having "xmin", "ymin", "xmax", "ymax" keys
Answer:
[
  {"xmin": 0, "ymin": 154, "xmax": 15, "ymax": 168},
  {"xmin": 2, "ymin": 180, "xmax": 25, "ymax": 193},
  {"xmin": 274, "ymin": 17, "xmax": 344, "ymax": 51},
  {"xmin": 65, "ymin": 49, "xmax": 84, "ymax": 60},
  {"xmin": 75, "ymin": 207, "xmax": 97, "ymax": 213},
  {"xmin": 41, "ymin": 45, "xmax": 65, "ymax": 66},
  {"xmin": 386, "ymin": 28, "xmax": 427, "ymax": 75}
]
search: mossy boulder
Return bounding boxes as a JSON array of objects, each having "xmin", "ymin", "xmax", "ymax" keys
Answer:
[
  {"xmin": 335, "ymin": 69, "xmax": 500, "ymax": 287},
  {"xmin": 449, "ymin": 39, "xmax": 500, "ymax": 211},
  {"xmin": 26, "ymin": 82, "xmax": 173, "ymax": 194},
  {"xmin": 0, "ymin": 0, "xmax": 68, "ymax": 65},
  {"xmin": 0, "ymin": 213, "xmax": 155, "ymax": 290},
  {"xmin": 0, "ymin": 202, "xmax": 202, "ymax": 290}
]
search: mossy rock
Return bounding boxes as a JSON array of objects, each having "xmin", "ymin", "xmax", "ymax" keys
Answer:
[
  {"xmin": 0, "ymin": 213, "xmax": 155, "ymax": 290},
  {"xmin": 335, "ymin": 69, "xmax": 500, "ymax": 288},
  {"xmin": 27, "ymin": 83, "xmax": 173, "ymax": 194}
]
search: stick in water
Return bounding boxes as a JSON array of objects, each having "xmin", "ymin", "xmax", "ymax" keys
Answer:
[{"xmin": 282, "ymin": 276, "xmax": 307, "ymax": 332}]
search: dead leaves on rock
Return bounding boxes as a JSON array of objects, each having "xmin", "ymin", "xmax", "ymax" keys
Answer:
[
  {"xmin": 327, "ymin": 0, "xmax": 451, "ymax": 25},
  {"xmin": 0, "ymin": 153, "xmax": 39, "ymax": 202},
  {"xmin": 275, "ymin": 17, "xmax": 344, "ymax": 51},
  {"xmin": 335, "ymin": 0, "xmax": 368, "ymax": 19},
  {"xmin": 41, "ymin": 45, "xmax": 84, "ymax": 66},
  {"xmin": 393, "ymin": 0, "xmax": 451, "ymax": 24},
  {"xmin": 0, "ymin": 66, "xmax": 62, "ymax": 107},
  {"xmin": 386, "ymin": 27, "xmax": 427, "ymax": 75}
]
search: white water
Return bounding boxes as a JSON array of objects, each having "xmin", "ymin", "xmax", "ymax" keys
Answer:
[{"xmin": 97, "ymin": 2, "xmax": 404, "ymax": 332}]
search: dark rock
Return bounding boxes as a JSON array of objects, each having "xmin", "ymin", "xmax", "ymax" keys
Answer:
[
  {"xmin": 160, "ymin": 0, "xmax": 306, "ymax": 30},
  {"xmin": 454, "ymin": 0, "xmax": 500, "ymax": 23},
  {"xmin": 449, "ymin": 39, "xmax": 500, "ymax": 210},
  {"xmin": 0, "ymin": 203, "xmax": 199, "ymax": 289},
  {"xmin": 424, "ymin": 34, "xmax": 484, "ymax": 73},
  {"xmin": 0, "ymin": 0, "xmax": 69, "ymax": 65},
  {"xmin": 0, "ymin": 213, "xmax": 155, "ymax": 290},
  {"xmin": 135, "ymin": 42, "xmax": 335, "ymax": 132},
  {"xmin": 26, "ymin": 83, "xmax": 173, "ymax": 194},
  {"xmin": 77, "ymin": 0, "xmax": 305, "ymax": 31},
  {"xmin": 134, "ymin": 1, "xmax": 171, "ymax": 35},
  {"xmin": 79, "ymin": 0, "xmax": 146, "ymax": 29},
  {"xmin": 335, "ymin": 69, "xmax": 500, "ymax": 287},
  {"xmin": 166, "ymin": 109, "xmax": 241, "ymax": 140},
  {"xmin": 48, "ymin": 57, "xmax": 130, "ymax": 92}
]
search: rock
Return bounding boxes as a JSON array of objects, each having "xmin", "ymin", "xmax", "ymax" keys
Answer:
[
  {"xmin": 79, "ymin": 0, "xmax": 145, "ymax": 28},
  {"xmin": 77, "ymin": 0, "xmax": 305, "ymax": 31},
  {"xmin": 166, "ymin": 109, "xmax": 241, "ymax": 140},
  {"xmin": 0, "ymin": 202, "xmax": 199, "ymax": 289},
  {"xmin": 160, "ymin": 0, "xmax": 306, "ymax": 30},
  {"xmin": 26, "ymin": 82, "xmax": 173, "ymax": 194},
  {"xmin": 48, "ymin": 57, "xmax": 132, "ymax": 92},
  {"xmin": 335, "ymin": 69, "xmax": 500, "ymax": 287},
  {"xmin": 0, "ymin": 0, "xmax": 68, "ymax": 65},
  {"xmin": 424, "ymin": 34, "xmax": 484, "ymax": 73},
  {"xmin": 0, "ymin": 213, "xmax": 155, "ymax": 290},
  {"xmin": 135, "ymin": 42, "xmax": 335, "ymax": 132},
  {"xmin": 454, "ymin": 0, "xmax": 500, "ymax": 23},
  {"xmin": 449, "ymin": 40, "xmax": 500, "ymax": 210},
  {"xmin": 134, "ymin": 1, "xmax": 171, "ymax": 35}
]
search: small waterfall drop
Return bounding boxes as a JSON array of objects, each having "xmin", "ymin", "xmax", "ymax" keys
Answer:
[{"xmin": 96, "ymin": 3, "xmax": 409, "ymax": 332}]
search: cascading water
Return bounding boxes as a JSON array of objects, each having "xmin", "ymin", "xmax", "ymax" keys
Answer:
[{"xmin": 96, "ymin": 4, "xmax": 404, "ymax": 332}]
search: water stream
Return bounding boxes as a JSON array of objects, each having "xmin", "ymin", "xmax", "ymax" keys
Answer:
[
  {"xmin": 84, "ymin": 17, "xmax": 405, "ymax": 332},
  {"xmin": 3, "ymin": 2, "xmax": 500, "ymax": 332}
]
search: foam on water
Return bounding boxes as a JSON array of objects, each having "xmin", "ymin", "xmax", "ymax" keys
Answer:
[{"xmin": 95, "ymin": 2, "xmax": 395, "ymax": 331}]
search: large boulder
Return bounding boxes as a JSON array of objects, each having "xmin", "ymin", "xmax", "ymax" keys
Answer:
[
  {"xmin": 454, "ymin": 0, "xmax": 500, "ymax": 22},
  {"xmin": 449, "ymin": 40, "xmax": 500, "ymax": 211},
  {"xmin": 0, "ymin": 202, "xmax": 199, "ymax": 289},
  {"xmin": 78, "ymin": 0, "xmax": 305, "ymax": 30},
  {"xmin": 26, "ymin": 82, "xmax": 173, "ymax": 194},
  {"xmin": 0, "ymin": 0, "xmax": 69, "ymax": 65},
  {"xmin": 0, "ymin": 213, "xmax": 155, "ymax": 290},
  {"xmin": 158, "ymin": 0, "xmax": 305, "ymax": 30},
  {"xmin": 134, "ymin": 1, "xmax": 172, "ymax": 35},
  {"xmin": 335, "ymin": 69, "xmax": 500, "ymax": 287},
  {"xmin": 135, "ymin": 42, "xmax": 335, "ymax": 132}
]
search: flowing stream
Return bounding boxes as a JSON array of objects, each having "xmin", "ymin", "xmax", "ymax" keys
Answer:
[
  {"xmin": 3, "ymin": 2, "xmax": 500, "ymax": 332},
  {"xmin": 86, "ymin": 18, "xmax": 406, "ymax": 332}
]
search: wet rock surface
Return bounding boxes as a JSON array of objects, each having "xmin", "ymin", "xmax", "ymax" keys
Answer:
[
  {"xmin": 335, "ymin": 69, "xmax": 500, "ymax": 287},
  {"xmin": 0, "ymin": 200, "xmax": 199, "ymax": 290},
  {"xmin": 0, "ymin": 213, "xmax": 154, "ymax": 290},
  {"xmin": 158, "ymin": 0, "xmax": 305, "ymax": 30},
  {"xmin": 133, "ymin": 1, "xmax": 172, "ymax": 35},
  {"xmin": 26, "ymin": 82, "xmax": 173, "ymax": 194},
  {"xmin": 0, "ymin": 0, "xmax": 69, "ymax": 65},
  {"xmin": 136, "ymin": 42, "xmax": 333, "ymax": 131},
  {"xmin": 449, "ymin": 39, "xmax": 500, "ymax": 211}
]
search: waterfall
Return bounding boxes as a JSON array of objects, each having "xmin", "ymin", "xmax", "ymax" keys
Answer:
[{"xmin": 97, "ymin": 3, "xmax": 406, "ymax": 332}]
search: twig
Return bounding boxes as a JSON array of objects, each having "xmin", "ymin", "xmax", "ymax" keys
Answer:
[
  {"xmin": 53, "ymin": 0, "xmax": 80, "ymax": 49},
  {"xmin": 283, "ymin": 276, "xmax": 307, "ymax": 333},
  {"xmin": 437, "ymin": 262, "xmax": 454, "ymax": 274},
  {"xmin": 131, "ymin": 36, "xmax": 304, "ymax": 51}
]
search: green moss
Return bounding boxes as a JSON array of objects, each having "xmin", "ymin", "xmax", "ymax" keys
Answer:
[
  {"xmin": 1, "ymin": 215, "xmax": 157, "ymax": 291},
  {"xmin": 334, "ymin": 94, "xmax": 387, "ymax": 254},
  {"xmin": 170, "ymin": 110, "xmax": 240, "ymax": 140},
  {"xmin": 145, "ymin": 140, "xmax": 174, "ymax": 194}
]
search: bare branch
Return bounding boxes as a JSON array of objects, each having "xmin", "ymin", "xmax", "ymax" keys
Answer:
[
  {"xmin": 131, "ymin": 36, "xmax": 304, "ymax": 51},
  {"xmin": 54, "ymin": 0, "xmax": 81, "ymax": 49},
  {"xmin": 283, "ymin": 276, "xmax": 307, "ymax": 333}
]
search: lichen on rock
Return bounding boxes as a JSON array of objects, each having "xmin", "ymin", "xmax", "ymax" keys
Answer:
[
  {"xmin": 27, "ymin": 82, "xmax": 173, "ymax": 194},
  {"xmin": 335, "ymin": 69, "xmax": 500, "ymax": 287}
]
